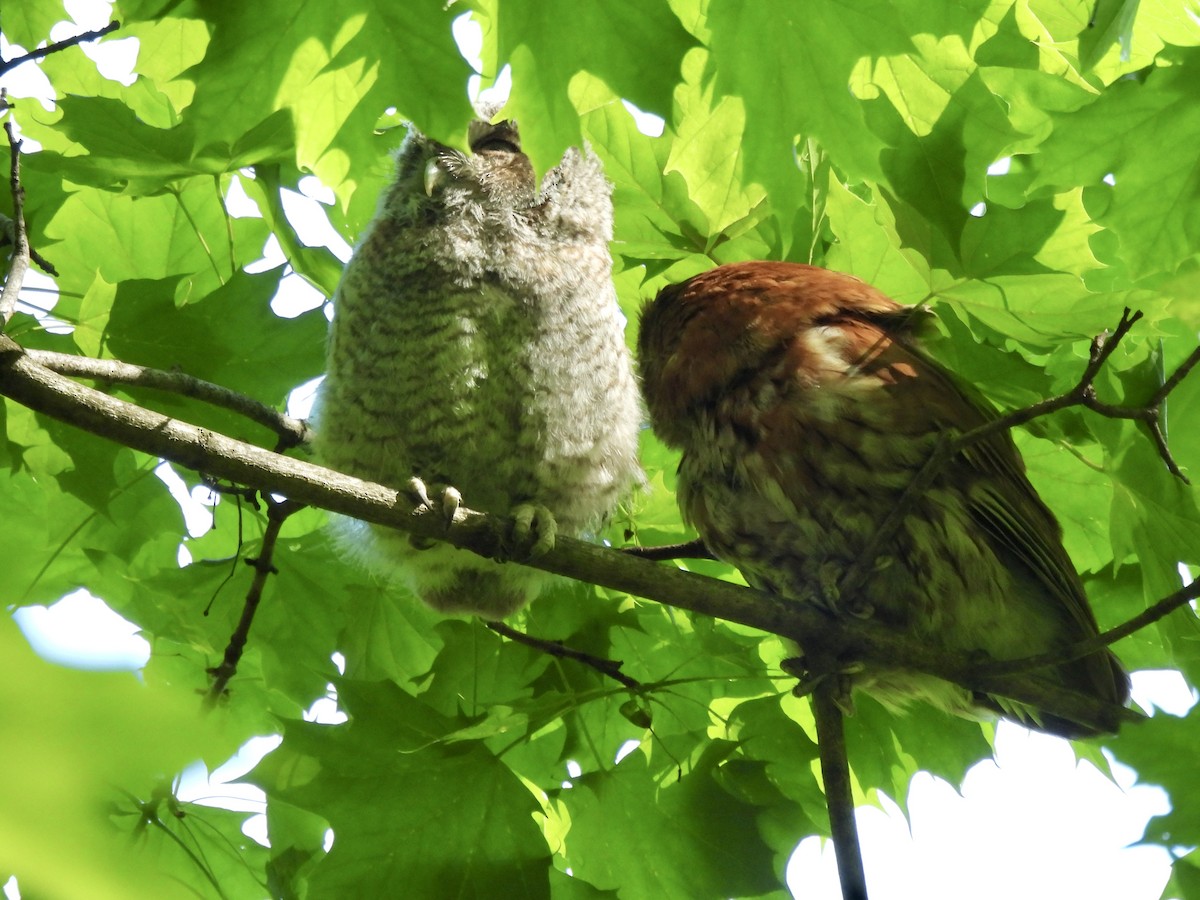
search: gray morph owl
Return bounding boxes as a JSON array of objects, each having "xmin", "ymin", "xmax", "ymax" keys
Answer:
[{"xmin": 314, "ymin": 109, "xmax": 643, "ymax": 619}]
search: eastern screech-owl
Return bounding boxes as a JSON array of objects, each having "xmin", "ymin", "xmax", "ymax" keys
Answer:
[
  {"xmin": 638, "ymin": 261, "xmax": 1128, "ymax": 737},
  {"xmin": 314, "ymin": 111, "xmax": 643, "ymax": 619}
]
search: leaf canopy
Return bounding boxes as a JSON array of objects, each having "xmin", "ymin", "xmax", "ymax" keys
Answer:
[{"xmin": 2, "ymin": 1, "xmax": 1200, "ymax": 897}]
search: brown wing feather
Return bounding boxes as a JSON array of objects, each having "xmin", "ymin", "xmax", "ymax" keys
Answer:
[{"xmin": 851, "ymin": 310, "xmax": 1129, "ymax": 705}]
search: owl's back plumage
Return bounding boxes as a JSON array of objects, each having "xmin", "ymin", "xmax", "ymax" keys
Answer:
[
  {"xmin": 315, "ymin": 113, "xmax": 643, "ymax": 618},
  {"xmin": 638, "ymin": 261, "xmax": 1127, "ymax": 736}
]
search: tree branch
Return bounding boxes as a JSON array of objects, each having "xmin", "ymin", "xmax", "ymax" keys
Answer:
[
  {"xmin": 0, "ymin": 332, "xmax": 1143, "ymax": 735},
  {"xmin": 26, "ymin": 348, "xmax": 311, "ymax": 450},
  {"xmin": 620, "ymin": 538, "xmax": 713, "ymax": 561},
  {"xmin": 0, "ymin": 21, "xmax": 121, "ymax": 76},
  {"xmin": 486, "ymin": 621, "xmax": 644, "ymax": 690},
  {"xmin": 957, "ymin": 308, "xmax": 1191, "ymax": 482},
  {"xmin": 979, "ymin": 576, "xmax": 1200, "ymax": 678},
  {"xmin": 204, "ymin": 497, "xmax": 301, "ymax": 708},
  {"xmin": 1, "ymin": 122, "xmax": 30, "ymax": 327},
  {"xmin": 812, "ymin": 678, "xmax": 868, "ymax": 900},
  {"xmin": 840, "ymin": 309, "xmax": 1191, "ymax": 601}
]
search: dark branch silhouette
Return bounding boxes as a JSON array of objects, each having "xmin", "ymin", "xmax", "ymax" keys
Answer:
[
  {"xmin": 621, "ymin": 538, "xmax": 713, "ymax": 561},
  {"xmin": 812, "ymin": 677, "xmax": 868, "ymax": 900},
  {"xmin": 0, "ymin": 21, "xmax": 121, "ymax": 76},
  {"xmin": 204, "ymin": 497, "xmax": 301, "ymax": 707},
  {"xmin": 486, "ymin": 621, "xmax": 644, "ymax": 690}
]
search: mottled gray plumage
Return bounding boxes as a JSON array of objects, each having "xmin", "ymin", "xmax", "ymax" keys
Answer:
[{"xmin": 314, "ymin": 111, "xmax": 643, "ymax": 618}]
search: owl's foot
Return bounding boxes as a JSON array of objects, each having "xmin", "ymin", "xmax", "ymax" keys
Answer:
[
  {"xmin": 406, "ymin": 477, "xmax": 463, "ymax": 550},
  {"xmin": 784, "ymin": 656, "xmax": 865, "ymax": 716},
  {"xmin": 501, "ymin": 503, "xmax": 557, "ymax": 561},
  {"xmin": 811, "ymin": 559, "xmax": 874, "ymax": 619}
]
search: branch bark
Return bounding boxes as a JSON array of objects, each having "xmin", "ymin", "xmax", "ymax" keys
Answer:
[
  {"xmin": 1, "ymin": 122, "xmax": 30, "ymax": 327},
  {"xmin": 204, "ymin": 497, "xmax": 300, "ymax": 707},
  {"xmin": 813, "ymin": 678, "xmax": 868, "ymax": 900},
  {"xmin": 26, "ymin": 348, "xmax": 311, "ymax": 450}
]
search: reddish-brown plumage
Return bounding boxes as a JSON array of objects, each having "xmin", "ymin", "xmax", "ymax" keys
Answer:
[{"xmin": 638, "ymin": 261, "xmax": 1128, "ymax": 736}]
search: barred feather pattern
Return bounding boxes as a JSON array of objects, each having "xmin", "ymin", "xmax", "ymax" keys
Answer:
[
  {"xmin": 638, "ymin": 261, "xmax": 1128, "ymax": 736},
  {"xmin": 314, "ymin": 116, "xmax": 643, "ymax": 618}
]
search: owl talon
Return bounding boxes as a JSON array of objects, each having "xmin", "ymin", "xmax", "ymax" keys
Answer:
[
  {"xmin": 406, "ymin": 478, "xmax": 463, "ymax": 527},
  {"xmin": 440, "ymin": 487, "xmax": 463, "ymax": 528},
  {"xmin": 504, "ymin": 503, "xmax": 557, "ymax": 561},
  {"xmin": 406, "ymin": 476, "xmax": 433, "ymax": 511},
  {"xmin": 406, "ymin": 479, "xmax": 464, "ymax": 550},
  {"xmin": 787, "ymin": 657, "xmax": 862, "ymax": 716}
]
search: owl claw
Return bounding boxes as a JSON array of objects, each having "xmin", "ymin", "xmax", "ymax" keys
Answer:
[
  {"xmin": 785, "ymin": 656, "xmax": 863, "ymax": 716},
  {"xmin": 406, "ymin": 476, "xmax": 433, "ymax": 511},
  {"xmin": 406, "ymin": 477, "xmax": 463, "ymax": 526},
  {"xmin": 407, "ymin": 478, "xmax": 464, "ymax": 549},
  {"xmin": 813, "ymin": 560, "xmax": 875, "ymax": 619},
  {"xmin": 440, "ymin": 487, "xmax": 463, "ymax": 526},
  {"xmin": 504, "ymin": 503, "xmax": 556, "ymax": 561}
]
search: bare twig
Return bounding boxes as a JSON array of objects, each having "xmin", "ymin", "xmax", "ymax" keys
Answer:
[
  {"xmin": 27, "ymin": 349, "xmax": 312, "ymax": 450},
  {"xmin": 0, "ymin": 213, "xmax": 57, "ymax": 276},
  {"xmin": 620, "ymin": 538, "xmax": 713, "ymax": 561},
  {"xmin": 0, "ymin": 21, "xmax": 121, "ymax": 76},
  {"xmin": 0, "ymin": 332, "xmax": 1146, "ymax": 734},
  {"xmin": 204, "ymin": 497, "xmax": 301, "ymax": 708},
  {"xmin": 977, "ymin": 576, "xmax": 1200, "ymax": 679},
  {"xmin": 486, "ymin": 620, "xmax": 644, "ymax": 690},
  {"xmin": 840, "ymin": 309, "xmax": 1190, "ymax": 601},
  {"xmin": 1, "ymin": 122, "xmax": 30, "ymax": 328},
  {"xmin": 954, "ymin": 308, "xmax": 1193, "ymax": 481},
  {"xmin": 200, "ymin": 476, "xmax": 262, "ymax": 505},
  {"xmin": 812, "ymin": 678, "xmax": 868, "ymax": 900}
]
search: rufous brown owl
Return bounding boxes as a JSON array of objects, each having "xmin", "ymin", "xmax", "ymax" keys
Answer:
[
  {"xmin": 638, "ymin": 261, "xmax": 1128, "ymax": 736},
  {"xmin": 314, "ymin": 109, "xmax": 643, "ymax": 618}
]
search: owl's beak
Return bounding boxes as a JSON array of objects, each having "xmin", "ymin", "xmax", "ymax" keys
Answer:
[{"xmin": 424, "ymin": 159, "xmax": 444, "ymax": 196}]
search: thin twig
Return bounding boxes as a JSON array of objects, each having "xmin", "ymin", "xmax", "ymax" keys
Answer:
[
  {"xmin": 0, "ymin": 214, "xmax": 57, "ymax": 276},
  {"xmin": 27, "ymin": 348, "xmax": 311, "ymax": 450},
  {"xmin": 977, "ymin": 577, "xmax": 1200, "ymax": 679},
  {"xmin": 954, "ymin": 309, "xmax": 1193, "ymax": 483},
  {"xmin": 0, "ymin": 21, "xmax": 121, "ymax": 76},
  {"xmin": 620, "ymin": 538, "xmax": 714, "ymax": 562},
  {"xmin": 839, "ymin": 309, "xmax": 1188, "ymax": 601},
  {"xmin": 204, "ymin": 497, "xmax": 301, "ymax": 707},
  {"xmin": 485, "ymin": 621, "xmax": 644, "ymax": 690},
  {"xmin": 812, "ymin": 678, "xmax": 868, "ymax": 900},
  {"xmin": 1, "ymin": 122, "xmax": 30, "ymax": 327}
]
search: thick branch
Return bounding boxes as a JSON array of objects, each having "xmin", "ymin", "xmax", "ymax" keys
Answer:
[
  {"xmin": 26, "ymin": 349, "xmax": 311, "ymax": 450},
  {"xmin": 0, "ymin": 333, "xmax": 1141, "ymax": 734},
  {"xmin": 0, "ymin": 21, "xmax": 121, "ymax": 76}
]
